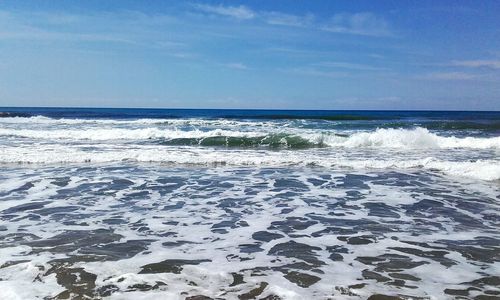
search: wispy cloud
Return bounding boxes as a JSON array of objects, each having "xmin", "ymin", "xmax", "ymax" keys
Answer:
[
  {"xmin": 322, "ymin": 12, "xmax": 392, "ymax": 37},
  {"xmin": 264, "ymin": 12, "xmax": 314, "ymax": 27},
  {"xmin": 190, "ymin": 4, "xmax": 392, "ymax": 39},
  {"xmin": 264, "ymin": 47, "xmax": 340, "ymax": 58},
  {"xmin": 36, "ymin": 12, "xmax": 82, "ymax": 25},
  {"xmin": 312, "ymin": 61, "xmax": 387, "ymax": 71},
  {"xmin": 0, "ymin": 26, "xmax": 135, "ymax": 44},
  {"xmin": 224, "ymin": 62, "xmax": 248, "ymax": 70},
  {"xmin": 192, "ymin": 3, "xmax": 255, "ymax": 20},
  {"xmin": 153, "ymin": 40, "xmax": 188, "ymax": 49},
  {"xmin": 419, "ymin": 71, "xmax": 477, "ymax": 80},
  {"xmin": 0, "ymin": 10, "xmax": 197, "ymax": 59},
  {"xmin": 191, "ymin": 3, "xmax": 313, "ymax": 27},
  {"xmin": 286, "ymin": 67, "xmax": 349, "ymax": 78},
  {"xmin": 0, "ymin": 11, "xmax": 210, "ymax": 70},
  {"xmin": 451, "ymin": 59, "xmax": 500, "ymax": 69},
  {"xmin": 0, "ymin": 10, "xmax": 135, "ymax": 44}
]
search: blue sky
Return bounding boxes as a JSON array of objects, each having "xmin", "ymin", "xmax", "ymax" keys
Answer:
[{"xmin": 0, "ymin": 0, "xmax": 499, "ymax": 110}]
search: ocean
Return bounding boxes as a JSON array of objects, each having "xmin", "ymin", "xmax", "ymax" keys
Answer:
[{"xmin": 0, "ymin": 107, "xmax": 499, "ymax": 299}]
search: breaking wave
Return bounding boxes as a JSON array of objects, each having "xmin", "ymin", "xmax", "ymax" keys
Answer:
[
  {"xmin": 0, "ymin": 145, "xmax": 497, "ymax": 180},
  {"xmin": 0, "ymin": 127, "xmax": 498, "ymax": 149},
  {"xmin": 1, "ymin": 114, "xmax": 498, "ymax": 180}
]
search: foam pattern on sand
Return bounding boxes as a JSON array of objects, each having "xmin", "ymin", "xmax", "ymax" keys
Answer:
[{"xmin": 0, "ymin": 166, "xmax": 499, "ymax": 299}]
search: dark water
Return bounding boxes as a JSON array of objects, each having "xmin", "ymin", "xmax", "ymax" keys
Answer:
[
  {"xmin": 0, "ymin": 108, "xmax": 498, "ymax": 299},
  {"xmin": 1, "ymin": 107, "xmax": 500, "ymax": 133}
]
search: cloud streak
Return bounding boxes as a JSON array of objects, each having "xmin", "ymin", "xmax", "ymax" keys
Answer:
[
  {"xmin": 419, "ymin": 72, "xmax": 477, "ymax": 80},
  {"xmin": 192, "ymin": 4, "xmax": 255, "ymax": 20},
  {"xmin": 263, "ymin": 12, "xmax": 314, "ymax": 27},
  {"xmin": 312, "ymin": 61, "xmax": 387, "ymax": 71},
  {"xmin": 322, "ymin": 12, "xmax": 392, "ymax": 37},
  {"xmin": 190, "ymin": 4, "xmax": 392, "ymax": 38},
  {"xmin": 286, "ymin": 67, "xmax": 350, "ymax": 78},
  {"xmin": 451, "ymin": 60, "xmax": 500, "ymax": 69},
  {"xmin": 224, "ymin": 63, "xmax": 249, "ymax": 70}
]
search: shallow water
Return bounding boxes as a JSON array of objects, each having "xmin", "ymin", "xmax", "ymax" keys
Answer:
[{"xmin": 0, "ymin": 165, "xmax": 499, "ymax": 299}]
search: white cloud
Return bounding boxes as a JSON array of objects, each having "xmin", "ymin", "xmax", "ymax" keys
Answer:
[
  {"xmin": 192, "ymin": 4, "xmax": 255, "ymax": 20},
  {"xmin": 312, "ymin": 61, "xmax": 386, "ymax": 71},
  {"xmin": 190, "ymin": 5, "xmax": 393, "ymax": 38},
  {"xmin": 420, "ymin": 72, "xmax": 477, "ymax": 80},
  {"xmin": 322, "ymin": 12, "xmax": 392, "ymax": 37},
  {"xmin": 224, "ymin": 63, "xmax": 248, "ymax": 70},
  {"xmin": 39, "ymin": 12, "xmax": 82, "ymax": 25},
  {"xmin": 0, "ymin": 26, "xmax": 135, "ymax": 44},
  {"xmin": 264, "ymin": 12, "xmax": 314, "ymax": 27},
  {"xmin": 0, "ymin": 10, "xmax": 195, "ymax": 52},
  {"xmin": 286, "ymin": 67, "xmax": 349, "ymax": 78},
  {"xmin": 264, "ymin": 47, "xmax": 337, "ymax": 57},
  {"xmin": 451, "ymin": 60, "xmax": 500, "ymax": 69},
  {"xmin": 153, "ymin": 40, "xmax": 187, "ymax": 49}
]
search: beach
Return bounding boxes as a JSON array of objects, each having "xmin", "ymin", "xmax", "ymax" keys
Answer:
[{"xmin": 0, "ymin": 108, "xmax": 499, "ymax": 299}]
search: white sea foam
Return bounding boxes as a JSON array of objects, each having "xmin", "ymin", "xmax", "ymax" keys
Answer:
[
  {"xmin": 0, "ymin": 117, "xmax": 498, "ymax": 181},
  {"xmin": 0, "ymin": 166, "xmax": 498, "ymax": 299},
  {"xmin": 323, "ymin": 127, "xmax": 500, "ymax": 149},
  {"xmin": 0, "ymin": 127, "xmax": 268, "ymax": 140},
  {"xmin": 1, "ymin": 114, "xmax": 499, "ymax": 299},
  {"xmin": 0, "ymin": 144, "xmax": 497, "ymax": 180},
  {"xmin": 0, "ymin": 116, "xmax": 279, "ymax": 127},
  {"xmin": 0, "ymin": 127, "xmax": 499, "ymax": 149}
]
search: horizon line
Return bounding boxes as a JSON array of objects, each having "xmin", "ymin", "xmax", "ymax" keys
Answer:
[{"xmin": 0, "ymin": 106, "xmax": 499, "ymax": 113}]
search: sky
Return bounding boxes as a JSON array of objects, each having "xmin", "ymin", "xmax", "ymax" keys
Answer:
[{"xmin": 0, "ymin": 0, "xmax": 499, "ymax": 110}]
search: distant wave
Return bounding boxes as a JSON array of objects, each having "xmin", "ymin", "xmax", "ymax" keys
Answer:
[
  {"xmin": 0, "ymin": 111, "xmax": 392, "ymax": 121},
  {"xmin": 424, "ymin": 121, "xmax": 500, "ymax": 132},
  {"xmin": 0, "ymin": 112, "xmax": 33, "ymax": 118},
  {"xmin": 0, "ymin": 112, "xmax": 381, "ymax": 121},
  {"xmin": 1, "ymin": 115, "xmax": 499, "ymax": 132},
  {"xmin": 219, "ymin": 114, "xmax": 391, "ymax": 121},
  {"xmin": 0, "ymin": 116, "xmax": 280, "ymax": 127}
]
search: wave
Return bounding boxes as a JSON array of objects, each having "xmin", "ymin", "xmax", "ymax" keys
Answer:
[
  {"xmin": 423, "ymin": 121, "xmax": 500, "ymax": 132},
  {"xmin": 0, "ymin": 112, "xmax": 33, "ymax": 118},
  {"xmin": 219, "ymin": 114, "xmax": 390, "ymax": 121},
  {"xmin": 323, "ymin": 127, "xmax": 500, "ymax": 149},
  {"xmin": 0, "ymin": 127, "xmax": 498, "ymax": 149},
  {"xmin": 0, "ymin": 115, "xmax": 167, "ymax": 125},
  {"xmin": 0, "ymin": 127, "xmax": 273, "ymax": 141},
  {"xmin": 0, "ymin": 127, "xmax": 325, "ymax": 149},
  {"xmin": 0, "ymin": 116, "xmax": 281, "ymax": 128},
  {"xmin": 0, "ymin": 145, "xmax": 497, "ymax": 180},
  {"xmin": 2, "ymin": 115, "xmax": 499, "ymax": 132},
  {"xmin": 0, "ymin": 111, "xmax": 392, "ymax": 121},
  {"xmin": 158, "ymin": 134, "xmax": 324, "ymax": 149}
]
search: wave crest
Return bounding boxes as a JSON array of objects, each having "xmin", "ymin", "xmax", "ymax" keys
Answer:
[
  {"xmin": 327, "ymin": 127, "xmax": 500, "ymax": 149},
  {"xmin": 0, "ymin": 145, "xmax": 497, "ymax": 180},
  {"xmin": 0, "ymin": 127, "xmax": 498, "ymax": 149}
]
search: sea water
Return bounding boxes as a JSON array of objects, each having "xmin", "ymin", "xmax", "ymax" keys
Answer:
[{"xmin": 0, "ymin": 108, "xmax": 498, "ymax": 299}]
